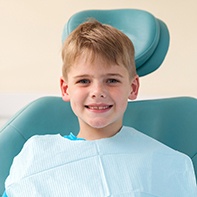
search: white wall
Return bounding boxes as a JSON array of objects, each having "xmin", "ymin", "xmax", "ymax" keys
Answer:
[{"xmin": 0, "ymin": 0, "xmax": 197, "ymax": 121}]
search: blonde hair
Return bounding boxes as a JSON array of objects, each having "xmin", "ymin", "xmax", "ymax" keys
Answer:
[{"xmin": 62, "ymin": 19, "xmax": 136, "ymax": 80}]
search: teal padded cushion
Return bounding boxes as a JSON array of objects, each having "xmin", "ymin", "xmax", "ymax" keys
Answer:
[
  {"xmin": 62, "ymin": 9, "xmax": 170, "ymax": 76},
  {"xmin": 0, "ymin": 96, "xmax": 197, "ymax": 195}
]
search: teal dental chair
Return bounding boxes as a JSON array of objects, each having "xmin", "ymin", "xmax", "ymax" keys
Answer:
[{"xmin": 0, "ymin": 9, "xmax": 197, "ymax": 195}]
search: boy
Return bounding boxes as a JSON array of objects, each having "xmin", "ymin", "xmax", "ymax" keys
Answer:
[{"xmin": 3, "ymin": 20, "xmax": 197, "ymax": 196}]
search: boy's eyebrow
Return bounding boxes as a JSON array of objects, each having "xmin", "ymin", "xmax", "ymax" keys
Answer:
[
  {"xmin": 73, "ymin": 73, "xmax": 124, "ymax": 79},
  {"xmin": 73, "ymin": 74, "xmax": 91, "ymax": 79},
  {"xmin": 105, "ymin": 73, "xmax": 124, "ymax": 78}
]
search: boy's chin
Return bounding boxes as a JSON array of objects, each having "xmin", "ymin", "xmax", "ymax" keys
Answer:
[
  {"xmin": 87, "ymin": 119, "xmax": 121, "ymax": 131},
  {"xmin": 88, "ymin": 122, "xmax": 110, "ymax": 130}
]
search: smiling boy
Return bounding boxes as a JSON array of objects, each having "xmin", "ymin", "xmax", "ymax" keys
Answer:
[
  {"xmin": 60, "ymin": 19, "xmax": 139, "ymax": 141},
  {"xmin": 3, "ymin": 19, "xmax": 197, "ymax": 196}
]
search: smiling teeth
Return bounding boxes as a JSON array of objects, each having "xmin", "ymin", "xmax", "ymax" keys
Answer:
[{"xmin": 88, "ymin": 106, "xmax": 110, "ymax": 110}]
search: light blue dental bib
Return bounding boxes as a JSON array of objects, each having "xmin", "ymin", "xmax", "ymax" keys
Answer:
[{"xmin": 5, "ymin": 126, "xmax": 196, "ymax": 196}]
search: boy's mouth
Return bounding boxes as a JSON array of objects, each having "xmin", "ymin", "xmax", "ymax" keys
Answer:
[{"xmin": 85, "ymin": 105, "xmax": 113, "ymax": 110}]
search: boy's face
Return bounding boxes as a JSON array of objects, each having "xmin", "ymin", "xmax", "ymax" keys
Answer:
[{"xmin": 60, "ymin": 55, "xmax": 139, "ymax": 138}]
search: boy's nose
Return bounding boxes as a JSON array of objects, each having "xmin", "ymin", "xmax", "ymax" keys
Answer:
[
  {"xmin": 92, "ymin": 93, "xmax": 106, "ymax": 98},
  {"xmin": 91, "ymin": 84, "xmax": 106, "ymax": 98}
]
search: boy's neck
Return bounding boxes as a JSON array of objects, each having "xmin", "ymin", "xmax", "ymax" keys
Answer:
[{"xmin": 77, "ymin": 122, "xmax": 122, "ymax": 141}]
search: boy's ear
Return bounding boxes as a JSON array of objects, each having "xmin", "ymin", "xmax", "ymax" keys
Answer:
[
  {"xmin": 60, "ymin": 77, "xmax": 70, "ymax": 102},
  {"xmin": 128, "ymin": 75, "xmax": 140, "ymax": 100}
]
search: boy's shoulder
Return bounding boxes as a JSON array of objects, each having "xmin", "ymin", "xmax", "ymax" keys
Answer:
[
  {"xmin": 21, "ymin": 134, "xmax": 65, "ymax": 153},
  {"xmin": 113, "ymin": 126, "xmax": 174, "ymax": 152},
  {"xmin": 121, "ymin": 126, "xmax": 191, "ymax": 161}
]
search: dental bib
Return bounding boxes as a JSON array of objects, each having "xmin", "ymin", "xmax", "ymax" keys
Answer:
[{"xmin": 5, "ymin": 126, "xmax": 196, "ymax": 196}]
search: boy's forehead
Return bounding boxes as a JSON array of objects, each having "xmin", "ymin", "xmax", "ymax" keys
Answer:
[
  {"xmin": 74, "ymin": 52, "xmax": 117, "ymax": 68},
  {"xmin": 71, "ymin": 56, "xmax": 128, "ymax": 76}
]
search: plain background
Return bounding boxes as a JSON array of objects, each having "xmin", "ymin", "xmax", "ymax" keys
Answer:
[{"xmin": 0, "ymin": 0, "xmax": 197, "ymax": 124}]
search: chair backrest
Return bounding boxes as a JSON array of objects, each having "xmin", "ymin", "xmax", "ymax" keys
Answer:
[{"xmin": 0, "ymin": 96, "xmax": 197, "ymax": 195}]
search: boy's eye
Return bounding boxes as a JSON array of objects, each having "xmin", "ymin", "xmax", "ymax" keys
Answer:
[
  {"xmin": 77, "ymin": 79, "xmax": 90, "ymax": 84},
  {"xmin": 107, "ymin": 79, "xmax": 120, "ymax": 84}
]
